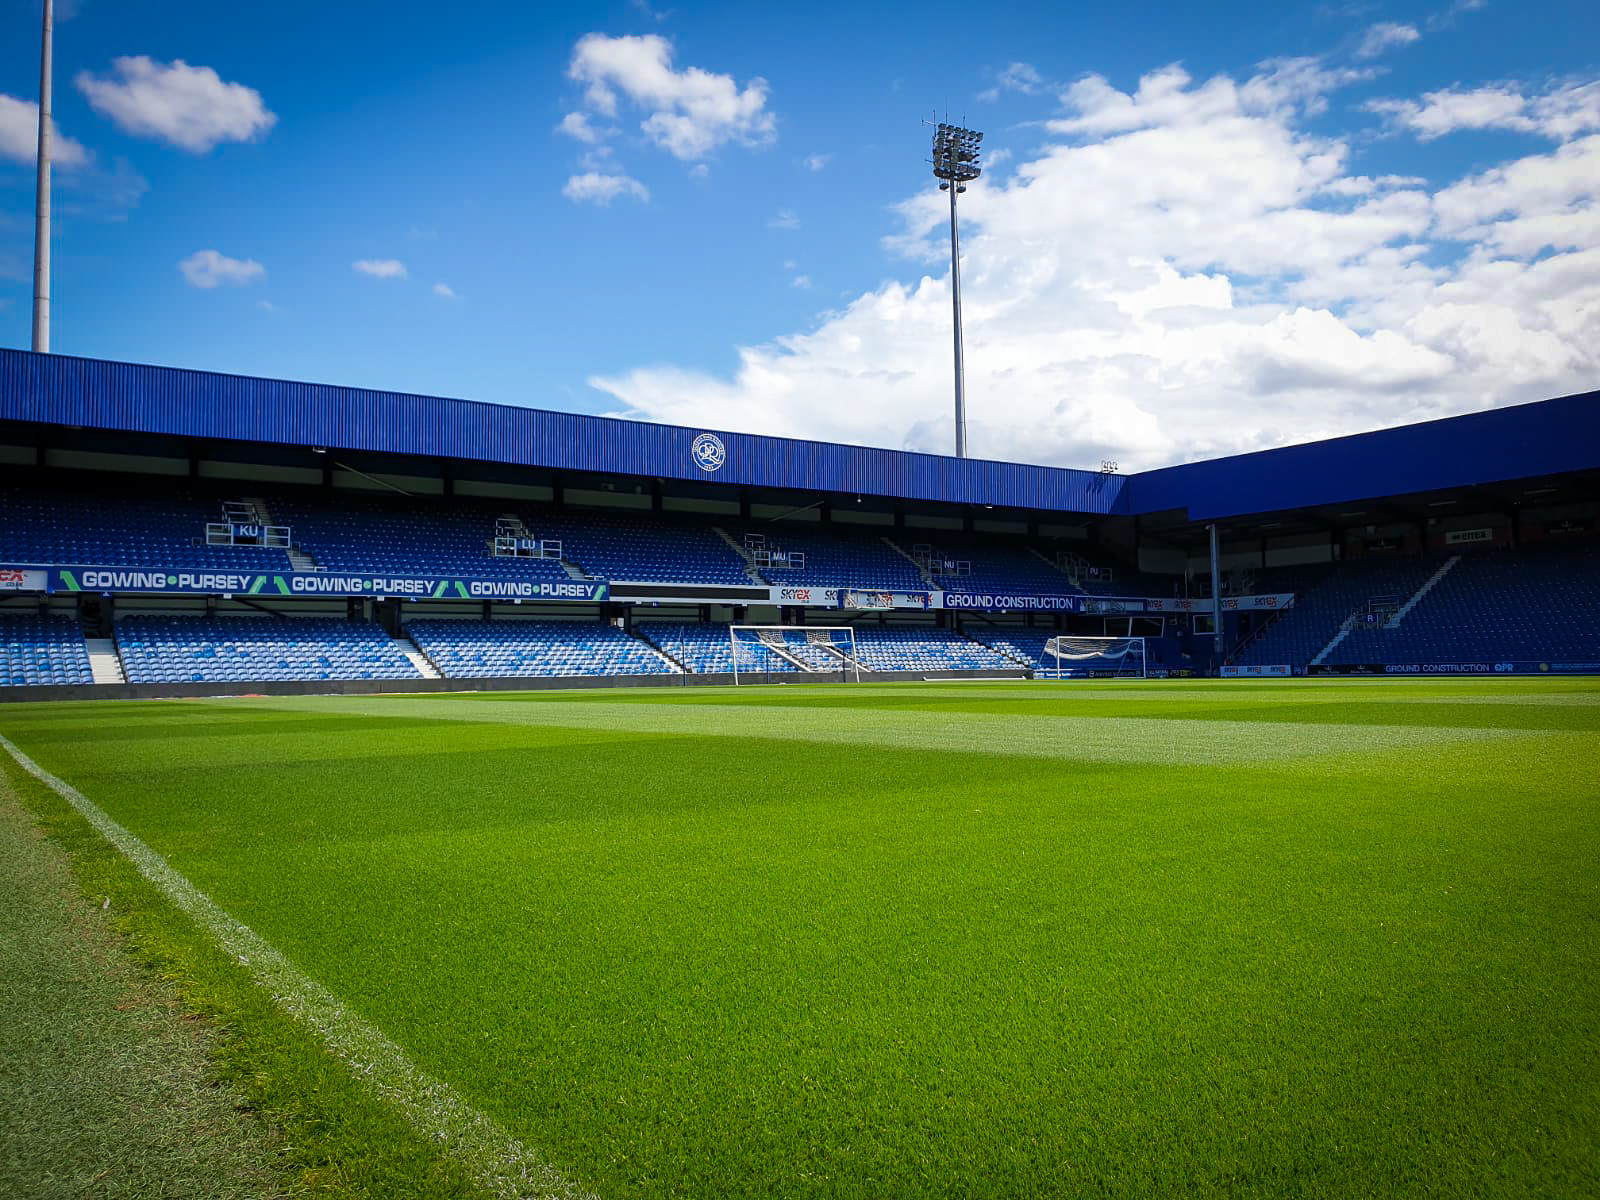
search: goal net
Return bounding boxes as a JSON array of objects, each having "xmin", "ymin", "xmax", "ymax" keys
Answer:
[
  {"xmin": 1041, "ymin": 635, "xmax": 1147, "ymax": 679},
  {"xmin": 729, "ymin": 625, "xmax": 862, "ymax": 684}
]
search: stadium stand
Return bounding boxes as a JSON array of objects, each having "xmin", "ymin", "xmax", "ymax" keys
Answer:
[
  {"xmin": 900, "ymin": 538, "xmax": 1084, "ymax": 595},
  {"xmin": 732, "ymin": 527, "xmax": 927, "ymax": 590},
  {"xmin": 1, "ymin": 473, "xmax": 1594, "ymax": 686},
  {"xmin": 270, "ymin": 495, "xmax": 573, "ymax": 581},
  {"xmin": 271, "ymin": 496, "xmax": 754, "ymax": 586},
  {"xmin": 961, "ymin": 628, "xmax": 1056, "ymax": 669},
  {"xmin": 115, "ymin": 616, "xmax": 419, "ymax": 684},
  {"xmin": 543, "ymin": 514, "xmax": 752, "ymax": 585},
  {"xmin": 0, "ymin": 614, "xmax": 94, "ymax": 686},
  {"xmin": 404, "ymin": 620, "xmax": 677, "ymax": 678},
  {"xmin": 1039, "ymin": 545, "xmax": 1170, "ymax": 598},
  {"xmin": 0, "ymin": 486, "xmax": 294, "ymax": 571},
  {"xmin": 635, "ymin": 623, "xmax": 800, "ymax": 674},
  {"xmin": 1329, "ymin": 542, "xmax": 1600, "ymax": 666},
  {"xmin": 1229, "ymin": 558, "xmax": 1441, "ymax": 669},
  {"xmin": 848, "ymin": 627, "xmax": 1015, "ymax": 673}
]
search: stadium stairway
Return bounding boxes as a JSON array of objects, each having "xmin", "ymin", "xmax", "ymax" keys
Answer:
[
  {"xmin": 1384, "ymin": 556, "xmax": 1460, "ymax": 627},
  {"xmin": 1312, "ymin": 558, "xmax": 1463, "ymax": 666},
  {"xmin": 881, "ymin": 538, "xmax": 940, "ymax": 588},
  {"xmin": 710, "ymin": 527, "xmax": 771, "ymax": 585},
  {"xmin": 390, "ymin": 631, "xmax": 442, "ymax": 679},
  {"xmin": 84, "ymin": 637, "xmax": 126, "ymax": 685}
]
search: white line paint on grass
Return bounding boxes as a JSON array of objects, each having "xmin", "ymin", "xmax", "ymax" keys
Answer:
[{"xmin": 0, "ymin": 732, "xmax": 594, "ymax": 1200}]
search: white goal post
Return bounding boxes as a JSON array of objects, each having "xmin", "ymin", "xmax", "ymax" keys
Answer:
[
  {"xmin": 729, "ymin": 625, "xmax": 862, "ymax": 685},
  {"xmin": 1040, "ymin": 635, "xmax": 1147, "ymax": 679}
]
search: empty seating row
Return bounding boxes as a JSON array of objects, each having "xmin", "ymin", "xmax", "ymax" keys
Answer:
[
  {"xmin": 1232, "ymin": 558, "xmax": 1441, "ymax": 668},
  {"xmin": 1328, "ymin": 544, "xmax": 1600, "ymax": 665},
  {"xmin": 116, "ymin": 616, "xmax": 420, "ymax": 683},
  {"xmin": 0, "ymin": 614, "xmax": 93, "ymax": 686},
  {"xmin": 904, "ymin": 540, "xmax": 1082, "ymax": 595},
  {"xmin": 0, "ymin": 487, "xmax": 292, "ymax": 571},
  {"xmin": 405, "ymin": 620, "xmax": 676, "ymax": 678},
  {"xmin": 848, "ymin": 627, "xmax": 1015, "ymax": 673},
  {"xmin": 732, "ymin": 528, "xmax": 927, "ymax": 591},
  {"xmin": 635, "ymin": 623, "xmax": 798, "ymax": 674},
  {"xmin": 3, "ymin": 484, "xmax": 1178, "ymax": 598}
]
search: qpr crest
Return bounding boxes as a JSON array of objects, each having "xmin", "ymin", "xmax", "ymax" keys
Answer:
[{"xmin": 691, "ymin": 432, "xmax": 726, "ymax": 473}]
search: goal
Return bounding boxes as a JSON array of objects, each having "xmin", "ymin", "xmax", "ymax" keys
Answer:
[
  {"xmin": 729, "ymin": 625, "xmax": 862, "ymax": 684},
  {"xmin": 1040, "ymin": 635, "xmax": 1147, "ymax": 679}
]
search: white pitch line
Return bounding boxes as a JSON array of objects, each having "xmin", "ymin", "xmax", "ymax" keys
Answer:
[{"xmin": 0, "ymin": 732, "xmax": 594, "ymax": 1200}]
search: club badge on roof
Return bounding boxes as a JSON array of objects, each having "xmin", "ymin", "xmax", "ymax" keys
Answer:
[{"xmin": 691, "ymin": 432, "xmax": 726, "ymax": 473}]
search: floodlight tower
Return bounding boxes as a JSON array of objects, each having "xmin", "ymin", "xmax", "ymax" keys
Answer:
[
  {"xmin": 931, "ymin": 122, "xmax": 982, "ymax": 458},
  {"xmin": 32, "ymin": 0, "xmax": 54, "ymax": 353}
]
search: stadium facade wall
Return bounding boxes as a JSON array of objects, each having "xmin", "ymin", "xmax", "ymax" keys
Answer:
[
  {"xmin": 5, "ymin": 349, "xmax": 1597, "ymax": 527},
  {"xmin": 0, "ymin": 350, "xmax": 1119, "ymax": 514}
]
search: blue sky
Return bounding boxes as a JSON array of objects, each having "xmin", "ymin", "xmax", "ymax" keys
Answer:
[{"xmin": 1, "ymin": 0, "xmax": 1596, "ymax": 470}]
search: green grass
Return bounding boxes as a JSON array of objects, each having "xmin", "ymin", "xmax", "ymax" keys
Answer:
[
  {"xmin": 1, "ymin": 743, "xmax": 502, "ymax": 1200},
  {"xmin": 0, "ymin": 776, "xmax": 285, "ymax": 1199},
  {"xmin": 3, "ymin": 678, "xmax": 1597, "ymax": 1198}
]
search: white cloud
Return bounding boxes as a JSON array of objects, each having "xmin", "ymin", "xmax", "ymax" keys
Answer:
[
  {"xmin": 76, "ymin": 57, "xmax": 275, "ymax": 153},
  {"xmin": 1355, "ymin": 23, "xmax": 1420, "ymax": 60},
  {"xmin": 1432, "ymin": 135, "xmax": 1600, "ymax": 256},
  {"xmin": 589, "ymin": 59, "xmax": 1600, "ymax": 472},
  {"xmin": 1370, "ymin": 81, "xmax": 1600, "ymax": 141},
  {"xmin": 557, "ymin": 111, "xmax": 605, "ymax": 144},
  {"xmin": 1426, "ymin": 0, "xmax": 1488, "ymax": 33},
  {"xmin": 566, "ymin": 33, "xmax": 774, "ymax": 160},
  {"xmin": 0, "ymin": 94, "xmax": 90, "ymax": 167},
  {"xmin": 563, "ymin": 171, "xmax": 650, "ymax": 205},
  {"xmin": 1530, "ymin": 82, "xmax": 1600, "ymax": 140},
  {"xmin": 791, "ymin": 275, "xmax": 812, "ymax": 289},
  {"xmin": 353, "ymin": 259, "xmax": 407, "ymax": 279},
  {"xmin": 433, "ymin": 282, "xmax": 457, "ymax": 299},
  {"xmin": 980, "ymin": 62, "xmax": 1046, "ymax": 103},
  {"xmin": 179, "ymin": 249, "xmax": 263, "ymax": 289},
  {"xmin": 769, "ymin": 209, "xmax": 800, "ymax": 230},
  {"xmin": 802, "ymin": 152, "xmax": 831, "ymax": 171}
]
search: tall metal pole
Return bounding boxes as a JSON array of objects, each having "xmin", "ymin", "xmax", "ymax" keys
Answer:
[
  {"xmin": 948, "ymin": 176, "xmax": 966, "ymax": 459},
  {"xmin": 930, "ymin": 122, "xmax": 981, "ymax": 459},
  {"xmin": 1209, "ymin": 522, "xmax": 1224, "ymax": 658},
  {"xmin": 32, "ymin": 0, "xmax": 54, "ymax": 354}
]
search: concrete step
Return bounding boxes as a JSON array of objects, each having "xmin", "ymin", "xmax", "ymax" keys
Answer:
[
  {"xmin": 391, "ymin": 634, "xmax": 442, "ymax": 679},
  {"xmin": 84, "ymin": 637, "xmax": 125, "ymax": 685},
  {"xmin": 1384, "ymin": 556, "xmax": 1461, "ymax": 628}
]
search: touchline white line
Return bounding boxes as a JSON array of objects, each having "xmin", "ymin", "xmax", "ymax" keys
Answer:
[{"xmin": 0, "ymin": 732, "xmax": 594, "ymax": 1200}]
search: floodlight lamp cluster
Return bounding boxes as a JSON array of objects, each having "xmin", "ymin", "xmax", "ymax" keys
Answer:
[{"xmin": 932, "ymin": 123, "xmax": 983, "ymax": 192}]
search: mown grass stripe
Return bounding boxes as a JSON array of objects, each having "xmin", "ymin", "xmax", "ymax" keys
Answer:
[
  {"xmin": 0, "ymin": 731, "xmax": 594, "ymax": 1200},
  {"xmin": 250, "ymin": 694, "xmax": 1556, "ymax": 766}
]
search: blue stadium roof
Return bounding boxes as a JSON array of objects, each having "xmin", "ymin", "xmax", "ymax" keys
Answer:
[
  {"xmin": 1122, "ymin": 389, "xmax": 1600, "ymax": 520},
  {"xmin": 1, "ymin": 347, "xmax": 1596, "ymax": 520}
]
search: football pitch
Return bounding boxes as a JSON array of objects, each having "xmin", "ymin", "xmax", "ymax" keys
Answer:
[{"xmin": 3, "ymin": 678, "xmax": 1597, "ymax": 1199}]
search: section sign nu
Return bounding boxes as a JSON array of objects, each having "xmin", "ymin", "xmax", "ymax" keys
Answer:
[{"xmin": 37, "ymin": 567, "xmax": 609, "ymax": 602}]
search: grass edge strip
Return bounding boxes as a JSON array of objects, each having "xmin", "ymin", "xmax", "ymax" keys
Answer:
[{"xmin": 0, "ymin": 731, "xmax": 595, "ymax": 1200}]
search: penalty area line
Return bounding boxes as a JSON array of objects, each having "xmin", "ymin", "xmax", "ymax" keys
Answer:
[{"xmin": 0, "ymin": 733, "xmax": 594, "ymax": 1200}]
